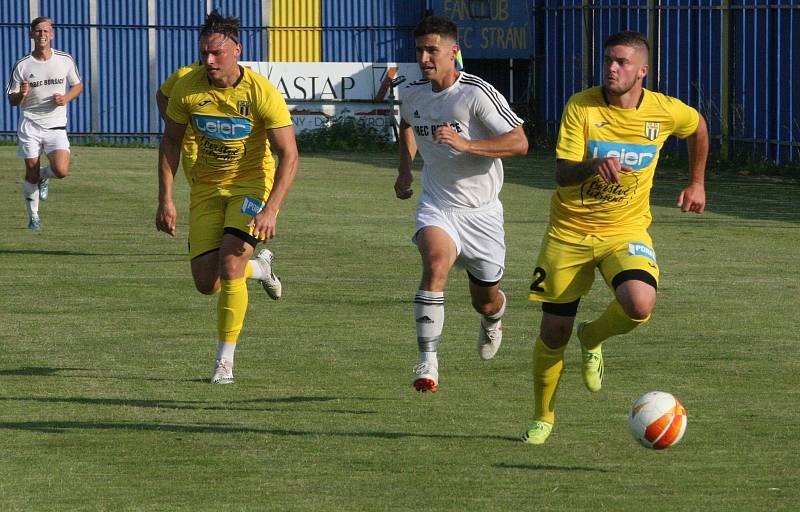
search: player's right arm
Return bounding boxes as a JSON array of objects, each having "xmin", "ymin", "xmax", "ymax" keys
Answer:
[
  {"xmin": 395, "ymin": 119, "xmax": 416, "ymax": 199},
  {"xmin": 155, "ymin": 116, "xmax": 187, "ymax": 237},
  {"xmin": 556, "ymin": 157, "xmax": 632, "ymax": 186},
  {"xmin": 155, "ymin": 89, "xmax": 169, "ymax": 122},
  {"xmin": 7, "ymin": 70, "xmax": 29, "ymax": 106},
  {"xmin": 554, "ymin": 92, "xmax": 631, "ymax": 186}
]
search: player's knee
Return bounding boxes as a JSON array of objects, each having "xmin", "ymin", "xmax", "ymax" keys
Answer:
[
  {"xmin": 52, "ymin": 167, "xmax": 69, "ymax": 178},
  {"xmin": 193, "ymin": 276, "xmax": 220, "ymax": 295},
  {"xmin": 622, "ymin": 300, "xmax": 653, "ymax": 321},
  {"xmin": 540, "ymin": 324, "xmax": 572, "ymax": 348}
]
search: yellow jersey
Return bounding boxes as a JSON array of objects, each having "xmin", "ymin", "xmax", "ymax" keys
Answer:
[
  {"xmin": 552, "ymin": 86, "xmax": 699, "ymax": 235},
  {"xmin": 166, "ymin": 65, "xmax": 293, "ymax": 186},
  {"xmin": 160, "ymin": 61, "xmax": 202, "ymax": 174}
]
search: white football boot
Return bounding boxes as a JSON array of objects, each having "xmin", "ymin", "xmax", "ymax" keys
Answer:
[
  {"xmin": 255, "ymin": 249, "xmax": 282, "ymax": 300},
  {"xmin": 210, "ymin": 358, "xmax": 234, "ymax": 384},
  {"xmin": 477, "ymin": 319, "xmax": 503, "ymax": 360}
]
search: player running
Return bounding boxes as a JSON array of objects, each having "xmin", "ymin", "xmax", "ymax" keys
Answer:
[
  {"xmin": 6, "ymin": 16, "xmax": 83, "ymax": 230},
  {"xmin": 523, "ymin": 31, "xmax": 708, "ymax": 444},
  {"xmin": 395, "ymin": 16, "xmax": 528, "ymax": 393},
  {"xmin": 156, "ymin": 11, "xmax": 298, "ymax": 384}
]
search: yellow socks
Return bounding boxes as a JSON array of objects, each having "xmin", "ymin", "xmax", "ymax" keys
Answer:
[
  {"xmin": 579, "ymin": 300, "xmax": 649, "ymax": 350},
  {"xmin": 217, "ymin": 277, "xmax": 248, "ymax": 343},
  {"xmin": 533, "ymin": 336, "xmax": 566, "ymax": 425}
]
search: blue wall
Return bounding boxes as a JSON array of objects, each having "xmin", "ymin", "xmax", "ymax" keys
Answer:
[{"xmin": 1, "ymin": 0, "xmax": 798, "ymax": 163}]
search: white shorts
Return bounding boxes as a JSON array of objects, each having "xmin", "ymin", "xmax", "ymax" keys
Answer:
[
  {"xmin": 413, "ymin": 196, "xmax": 506, "ymax": 283},
  {"xmin": 16, "ymin": 118, "xmax": 71, "ymax": 159}
]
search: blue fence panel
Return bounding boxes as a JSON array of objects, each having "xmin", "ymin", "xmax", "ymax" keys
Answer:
[
  {"xmin": 213, "ymin": 0, "xmax": 264, "ymax": 60},
  {"xmin": 98, "ymin": 1, "xmax": 149, "ymax": 135},
  {"xmin": 1, "ymin": 0, "xmax": 32, "ymax": 134},
  {"xmin": 322, "ymin": 0, "xmax": 421, "ymax": 62}
]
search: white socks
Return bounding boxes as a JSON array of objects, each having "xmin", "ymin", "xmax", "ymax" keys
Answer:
[
  {"xmin": 414, "ymin": 290, "xmax": 444, "ymax": 367},
  {"xmin": 248, "ymin": 259, "xmax": 266, "ymax": 280},
  {"xmin": 216, "ymin": 341, "xmax": 237, "ymax": 363},
  {"xmin": 23, "ymin": 181, "xmax": 39, "ymax": 218}
]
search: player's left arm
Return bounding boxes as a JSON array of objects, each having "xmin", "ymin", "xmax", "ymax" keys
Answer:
[
  {"xmin": 249, "ymin": 125, "xmax": 299, "ymax": 241},
  {"xmin": 678, "ymin": 114, "xmax": 709, "ymax": 214},
  {"xmin": 434, "ymin": 124, "xmax": 528, "ymax": 158},
  {"xmin": 53, "ymin": 82, "xmax": 83, "ymax": 106}
]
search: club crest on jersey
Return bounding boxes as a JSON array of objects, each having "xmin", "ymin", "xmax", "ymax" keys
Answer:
[
  {"xmin": 238, "ymin": 100, "xmax": 251, "ymax": 116},
  {"xmin": 645, "ymin": 122, "xmax": 660, "ymax": 141},
  {"xmin": 193, "ymin": 114, "xmax": 252, "ymax": 140}
]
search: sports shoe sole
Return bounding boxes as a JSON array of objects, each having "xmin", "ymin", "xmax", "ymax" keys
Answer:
[{"xmin": 413, "ymin": 378, "xmax": 438, "ymax": 393}]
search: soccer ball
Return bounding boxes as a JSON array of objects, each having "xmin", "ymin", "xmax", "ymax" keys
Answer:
[{"xmin": 628, "ymin": 391, "xmax": 687, "ymax": 449}]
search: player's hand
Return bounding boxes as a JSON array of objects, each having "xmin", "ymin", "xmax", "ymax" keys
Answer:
[
  {"xmin": 592, "ymin": 157, "xmax": 633, "ymax": 184},
  {"xmin": 395, "ymin": 171, "xmax": 413, "ymax": 199},
  {"xmin": 155, "ymin": 201, "xmax": 178, "ymax": 237},
  {"xmin": 248, "ymin": 208, "xmax": 278, "ymax": 241},
  {"xmin": 433, "ymin": 124, "xmax": 469, "ymax": 152},
  {"xmin": 677, "ymin": 182, "xmax": 706, "ymax": 213},
  {"xmin": 53, "ymin": 93, "xmax": 66, "ymax": 106},
  {"xmin": 19, "ymin": 80, "xmax": 30, "ymax": 97}
]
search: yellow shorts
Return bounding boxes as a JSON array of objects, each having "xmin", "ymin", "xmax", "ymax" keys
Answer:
[
  {"xmin": 528, "ymin": 225, "xmax": 660, "ymax": 304},
  {"xmin": 188, "ymin": 179, "xmax": 271, "ymax": 259}
]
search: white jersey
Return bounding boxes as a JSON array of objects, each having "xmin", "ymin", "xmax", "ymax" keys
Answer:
[
  {"xmin": 6, "ymin": 50, "xmax": 81, "ymax": 128},
  {"xmin": 400, "ymin": 72, "xmax": 523, "ymax": 209}
]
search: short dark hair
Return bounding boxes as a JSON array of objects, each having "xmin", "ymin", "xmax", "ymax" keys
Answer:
[
  {"xmin": 30, "ymin": 16, "xmax": 53, "ymax": 32},
  {"xmin": 413, "ymin": 15, "xmax": 458, "ymax": 41},
  {"xmin": 200, "ymin": 10, "xmax": 240, "ymax": 44},
  {"xmin": 604, "ymin": 31, "xmax": 649, "ymax": 55}
]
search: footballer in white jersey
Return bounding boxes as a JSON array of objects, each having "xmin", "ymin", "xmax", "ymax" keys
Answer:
[
  {"xmin": 6, "ymin": 16, "xmax": 83, "ymax": 230},
  {"xmin": 400, "ymin": 71, "xmax": 522, "ymax": 209},
  {"xmin": 395, "ymin": 15, "xmax": 528, "ymax": 395}
]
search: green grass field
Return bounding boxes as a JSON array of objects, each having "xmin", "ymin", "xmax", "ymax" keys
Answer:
[{"xmin": 1, "ymin": 146, "xmax": 798, "ymax": 511}]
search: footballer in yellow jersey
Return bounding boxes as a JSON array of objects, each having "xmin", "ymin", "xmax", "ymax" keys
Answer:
[
  {"xmin": 523, "ymin": 31, "xmax": 708, "ymax": 445},
  {"xmin": 155, "ymin": 11, "xmax": 298, "ymax": 385},
  {"xmin": 156, "ymin": 61, "xmax": 202, "ymax": 178}
]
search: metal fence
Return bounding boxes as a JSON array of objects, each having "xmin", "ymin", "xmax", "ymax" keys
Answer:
[{"xmin": 2, "ymin": 0, "xmax": 798, "ymax": 164}]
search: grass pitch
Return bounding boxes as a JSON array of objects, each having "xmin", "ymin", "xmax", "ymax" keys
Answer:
[{"xmin": 0, "ymin": 146, "xmax": 798, "ymax": 511}]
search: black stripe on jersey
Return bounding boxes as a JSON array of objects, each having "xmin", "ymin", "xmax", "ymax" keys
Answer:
[
  {"xmin": 53, "ymin": 50, "xmax": 82, "ymax": 81},
  {"xmin": 5, "ymin": 55, "xmax": 32, "ymax": 94},
  {"xmin": 460, "ymin": 74, "xmax": 522, "ymax": 129}
]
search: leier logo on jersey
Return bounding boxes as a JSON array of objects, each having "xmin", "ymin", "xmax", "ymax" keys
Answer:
[
  {"xmin": 587, "ymin": 141, "xmax": 657, "ymax": 171},
  {"xmin": 192, "ymin": 114, "xmax": 252, "ymax": 140}
]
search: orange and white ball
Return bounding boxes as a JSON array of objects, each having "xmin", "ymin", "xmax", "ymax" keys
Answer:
[{"xmin": 628, "ymin": 391, "xmax": 687, "ymax": 449}]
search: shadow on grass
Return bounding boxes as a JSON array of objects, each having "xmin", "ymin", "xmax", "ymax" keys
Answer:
[
  {"xmin": 495, "ymin": 462, "xmax": 611, "ymax": 473},
  {"xmin": 0, "ymin": 395, "xmax": 341, "ymax": 410},
  {"xmin": 0, "ymin": 419, "xmax": 519, "ymax": 443},
  {"xmin": 0, "ymin": 249, "xmax": 182, "ymax": 257},
  {"xmin": 0, "ymin": 367, "xmax": 92, "ymax": 376}
]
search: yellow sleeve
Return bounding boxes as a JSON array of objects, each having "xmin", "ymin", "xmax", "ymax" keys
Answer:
[
  {"xmin": 665, "ymin": 96, "xmax": 700, "ymax": 139},
  {"xmin": 165, "ymin": 79, "xmax": 190, "ymax": 125},
  {"xmin": 555, "ymin": 96, "xmax": 587, "ymax": 161},
  {"xmin": 255, "ymin": 77, "xmax": 293, "ymax": 129},
  {"xmin": 160, "ymin": 63, "xmax": 199, "ymax": 96}
]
